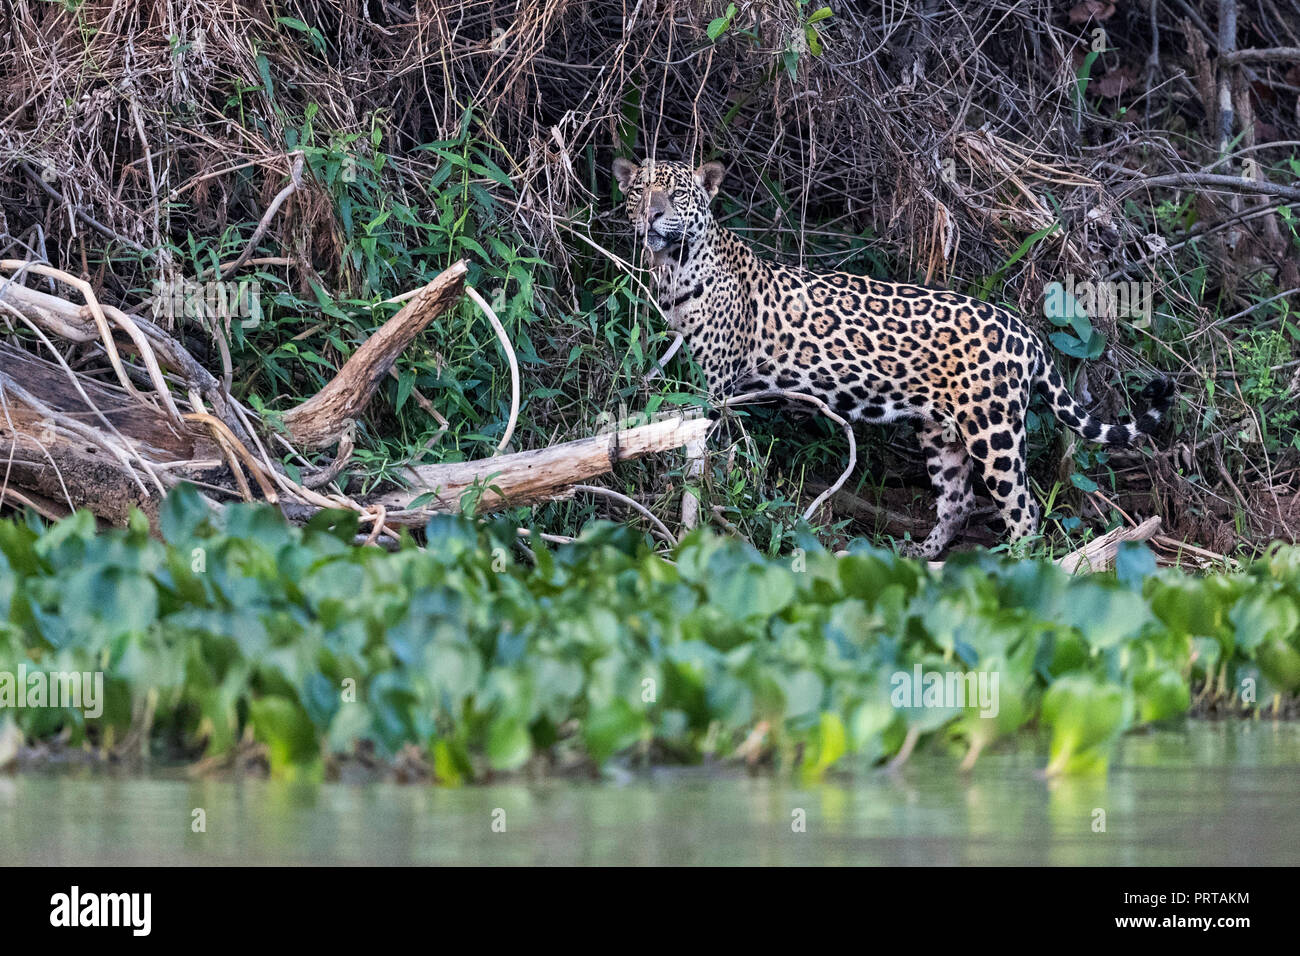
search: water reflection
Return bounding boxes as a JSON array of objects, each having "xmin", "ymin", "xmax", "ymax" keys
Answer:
[{"xmin": 1, "ymin": 722, "xmax": 1296, "ymax": 865}]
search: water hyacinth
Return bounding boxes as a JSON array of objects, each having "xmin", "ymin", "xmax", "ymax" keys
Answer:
[{"xmin": 1, "ymin": 486, "xmax": 1297, "ymax": 781}]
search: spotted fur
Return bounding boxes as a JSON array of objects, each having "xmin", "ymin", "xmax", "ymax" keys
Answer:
[{"xmin": 613, "ymin": 157, "xmax": 1175, "ymax": 557}]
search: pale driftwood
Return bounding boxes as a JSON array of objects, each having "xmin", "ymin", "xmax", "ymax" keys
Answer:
[
  {"xmin": 0, "ymin": 279, "xmax": 100, "ymax": 343},
  {"xmin": 0, "ymin": 344, "xmax": 205, "ymax": 463},
  {"xmin": 0, "ymin": 487, "xmax": 74, "ymax": 522},
  {"xmin": 0, "ymin": 425, "xmax": 162, "ymax": 525},
  {"xmin": 0, "ymin": 276, "xmax": 249, "ymax": 444},
  {"xmin": 464, "ymin": 285, "xmax": 519, "ymax": 453},
  {"xmin": 282, "ymin": 260, "xmax": 468, "ymax": 448},
  {"xmin": 0, "ymin": 259, "xmax": 182, "ymax": 423},
  {"xmin": 1, "ymin": 261, "xmax": 1163, "ymax": 555},
  {"xmin": 1, "ymin": 255, "xmax": 716, "ymax": 537},
  {"xmin": 1220, "ymin": 47, "xmax": 1300, "ymax": 66},
  {"xmin": 369, "ymin": 414, "xmax": 715, "ymax": 519},
  {"xmin": 1152, "ymin": 534, "xmax": 1240, "ymax": 570},
  {"xmin": 1055, "ymin": 516, "xmax": 1162, "ymax": 573}
]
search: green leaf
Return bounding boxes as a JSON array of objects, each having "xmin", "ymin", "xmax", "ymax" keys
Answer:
[
  {"xmin": 778, "ymin": 669, "xmax": 824, "ymax": 721},
  {"xmin": 486, "ymin": 716, "xmax": 532, "ymax": 771},
  {"xmin": 1257, "ymin": 638, "xmax": 1300, "ymax": 691},
  {"xmin": 706, "ymin": 3, "xmax": 736, "ymax": 40},
  {"xmin": 802, "ymin": 711, "xmax": 847, "ymax": 779},
  {"xmin": 1116, "ymin": 541, "xmax": 1157, "ymax": 587},
  {"xmin": 709, "ymin": 562, "xmax": 796, "ymax": 621},
  {"xmin": 1069, "ymin": 473, "xmax": 1099, "ymax": 493},
  {"xmin": 160, "ymin": 483, "xmax": 213, "ymax": 544},
  {"xmin": 1050, "ymin": 331, "xmax": 1092, "ymax": 359},
  {"xmin": 255, "ymin": 53, "xmax": 274, "ymax": 102},
  {"xmin": 249, "ymin": 696, "xmax": 320, "ymax": 776},
  {"xmin": 584, "ymin": 699, "xmax": 644, "ymax": 764},
  {"xmin": 1059, "ymin": 581, "xmax": 1150, "ymax": 649},
  {"xmin": 1134, "ymin": 667, "xmax": 1190, "ymax": 723},
  {"xmin": 1042, "ymin": 676, "xmax": 1126, "ymax": 776},
  {"xmin": 59, "ymin": 566, "xmax": 158, "ymax": 647},
  {"xmin": 1229, "ymin": 592, "xmax": 1298, "ymax": 653}
]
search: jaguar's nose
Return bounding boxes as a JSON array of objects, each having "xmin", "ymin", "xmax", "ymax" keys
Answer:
[{"xmin": 646, "ymin": 192, "xmax": 671, "ymax": 224}]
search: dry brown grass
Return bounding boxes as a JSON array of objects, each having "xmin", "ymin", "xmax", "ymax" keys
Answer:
[{"xmin": 2, "ymin": 0, "xmax": 1299, "ymax": 550}]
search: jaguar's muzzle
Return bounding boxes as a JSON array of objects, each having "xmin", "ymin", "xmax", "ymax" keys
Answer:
[{"xmin": 644, "ymin": 224, "xmax": 683, "ymax": 252}]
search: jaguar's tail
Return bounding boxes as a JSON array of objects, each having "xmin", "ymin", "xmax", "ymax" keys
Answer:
[{"xmin": 1032, "ymin": 354, "xmax": 1175, "ymax": 447}]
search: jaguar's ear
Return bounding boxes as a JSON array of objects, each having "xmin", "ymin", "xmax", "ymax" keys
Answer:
[
  {"xmin": 612, "ymin": 157, "xmax": 640, "ymax": 193},
  {"xmin": 695, "ymin": 160, "xmax": 726, "ymax": 199}
]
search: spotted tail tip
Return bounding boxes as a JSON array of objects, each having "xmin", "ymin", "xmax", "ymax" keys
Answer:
[{"xmin": 1135, "ymin": 376, "xmax": 1176, "ymax": 435}]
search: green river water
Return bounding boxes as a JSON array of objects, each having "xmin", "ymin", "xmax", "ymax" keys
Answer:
[{"xmin": 2, "ymin": 721, "xmax": 1296, "ymax": 865}]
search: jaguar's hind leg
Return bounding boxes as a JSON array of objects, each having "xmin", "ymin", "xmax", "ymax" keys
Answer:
[{"xmin": 963, "ymin": 412, "xmax": 1040, "ymax": 544}]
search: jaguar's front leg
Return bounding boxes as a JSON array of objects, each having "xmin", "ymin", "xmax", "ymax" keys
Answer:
[{"xmin": 900, "ymin": 420, "xmax": 976, "ymax": 559}]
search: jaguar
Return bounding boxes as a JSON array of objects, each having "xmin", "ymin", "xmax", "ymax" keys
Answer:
[{"xmin": 612, "ymin": 156, "xmax": 1175, "ymax": 557}]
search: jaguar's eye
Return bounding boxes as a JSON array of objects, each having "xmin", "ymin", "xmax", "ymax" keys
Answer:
[{"xmin": 670, "ymin": 190, "xmax": 685, "ymax": 205}]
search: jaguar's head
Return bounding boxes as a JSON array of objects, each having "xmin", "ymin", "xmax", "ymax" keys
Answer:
[{"xmin": 611, "ymin": 157, "xmax": 725, "ymax": 258}]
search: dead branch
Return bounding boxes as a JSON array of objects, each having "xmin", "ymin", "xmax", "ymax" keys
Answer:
[
  {"xmin": 1220, "ymin": 47, "xmax": 1300, "ymax": 65},
  {"xmin": 719, "ymin": 388, "xmax": 859, "ymax": 522},
  {"xmin": 0, "ymin": 260, "xmax": 182, "ymax": 423},
  {"xmin": 1114, "ymin": 170, "xmax": 1300, "ymax": 204},
  {"xmin": 0, "ymin": 251, "xmax": 719, "ymax": 540},
  {"xmin": 0, "ymin": 276, "xmax": 250, "ymax": 443},
  {"xmin": 280, "ymin": 260, "xmax": 468, "ymax": 449},
  {"xmin": 1056, "ymin": 516, "xmax": 1162, "ymax": 574},
  {"xmin": 679, "ymin": 434, "xmax": 708, "ymax": 531},
  {"xmin": 572, "ymin": 482, "xmax": 678, "ymax": 545},
  {"xmin": 465, "ymin": 284, "xmax": 520, "ymax": 452},
  {"xmin": 0, "ymin": 343, "xmax": 222, "ymax": 520}
]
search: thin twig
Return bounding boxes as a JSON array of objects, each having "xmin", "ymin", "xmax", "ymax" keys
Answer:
[
  {"xmin": 219, "ymin": 153, "xmax": 304, "ymax": 281},
  {"xmin": 1114, "ymin": 170, "xmax": 1300, "ymax": 204},
  {"xmin": 465, "ymin": 284, "xmax": 520, "ymax": 453},
  {"xmin": 718, "ymin": 389, "xmax": 858, "ymax": 523},
  {"xmin": 18, "ymin": 163, "xmax": 151, "ymax": 255},
  {"xmin": 573, "ymin": 482, "xmax": 677, "ymax": 545}
]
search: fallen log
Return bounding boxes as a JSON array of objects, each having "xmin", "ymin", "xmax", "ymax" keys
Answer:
[
  {"xmin": 370, "ymin": 414, "xmax": 715, "ymax": 522},
  {"xmin": 0, "ymin": 343, "xmax": 224, "ymax": 523},
  {"xmin": 0, "ymin": 268, "xmax": 249, "ymax": 444}
]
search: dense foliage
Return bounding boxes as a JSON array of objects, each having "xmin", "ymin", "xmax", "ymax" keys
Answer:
[
  {"xmin": 3, "ymin": 2, "xmax": 1299, "ymax": 556},
  {"xmin": 2, "ymin": 488, "xmax": 1298, "ymax": 781}
]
